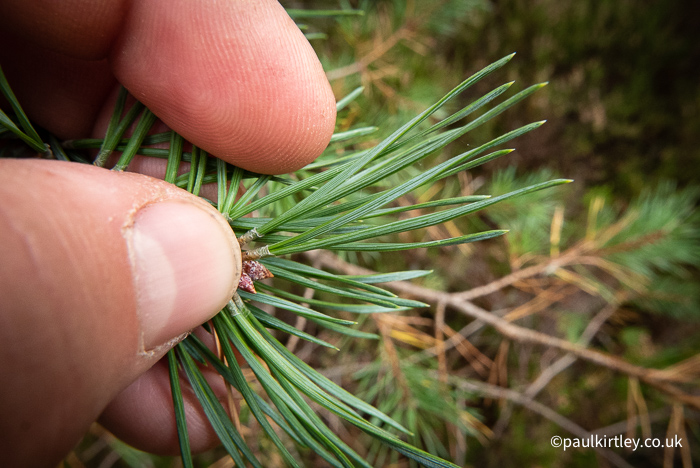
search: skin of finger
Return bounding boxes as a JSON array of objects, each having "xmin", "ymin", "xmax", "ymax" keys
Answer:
[
  {"xmin": 100, "ymin": 328, "xmax": 237, "ymax": 454},
  {"xmin": 0, "ymin": 159, "xmax": 236, "ymax": 466},
  {"xmin": 1, "ymin": 0, "xmax": 336, "ymax": 174},
  {"xmin": 0, "ymin": 30, "xmax": 117, "ymax": 139},
  {"xmin": 109, "ymin": 0, "xmax": 337, "ymax": 174},
  {"xmin": 92, "ymin": 92, "xmax": 222, "ymax": 201},
  {"xmin": 0, "ymin": 0, "xmax": 129, "ymax": 59},
  {"xmin": 99, "ymin": 358, "xmax": 228, "ymax": 454}
]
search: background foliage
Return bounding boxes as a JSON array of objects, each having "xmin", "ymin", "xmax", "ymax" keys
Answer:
[{"xmin": 63, "ymin": 0, "xmax": 699, "ymax": 466}]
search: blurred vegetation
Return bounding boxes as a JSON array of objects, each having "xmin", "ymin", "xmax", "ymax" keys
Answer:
[
  {"xmin": 66, "ymin": 1, "xmax": 699, "ymax": 467},
  {"xmin": 298, "ymin": 1, "xmax": 700, "ymax": 467},
  {"xmin": 309, "ymin": 0, "xmax": 700, "ymax": 195}
]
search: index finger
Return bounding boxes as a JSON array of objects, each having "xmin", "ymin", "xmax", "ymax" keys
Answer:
[{"xmin": 0, "ymin": 0, "xmax": 336, "ymax": 174}]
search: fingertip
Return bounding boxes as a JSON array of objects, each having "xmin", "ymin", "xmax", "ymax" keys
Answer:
[
  {"xmin": 0, "ymin": 31, "xmax": 116, "ymax": 138},
  {"xmin": 0, "ymin": 0, "xmax": 129, "ymax": 59},
  {"xmin": 109, "ymin": 0, "xmax": 336, "ymax": 174},
  {"xmin": 99, "ymin": 359, "xmax": 225, "ymax": 455}
]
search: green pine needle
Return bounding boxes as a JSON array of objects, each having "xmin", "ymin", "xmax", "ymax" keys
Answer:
[
  {"xmin": 167, "ymin": 349, "xmax": 193, "ymax": 468},
  {"xmin": 0, "ymin": 48, "xmax": 571, "ymax": 466},
  {"xmin": 286, "ymin": 9, "xmax": 365, "ymax": 18},
  {"xmin": 112, "ymin": 108, "xmax": 157, "ymax": 171},
  {"xmin": 0, "ymin": 65, "xmax": 48, "ymax": 154}
]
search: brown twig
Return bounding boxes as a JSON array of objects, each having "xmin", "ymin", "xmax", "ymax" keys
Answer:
[
  {"xmin": 590, "ymin": 408, "xmax": 672, "ymax": 437},
  {"xmin": 524, "ymin": 298, "xmax": 622, "ymax": 399},
  {"xmin": 308, "ymin": 250, "xmax": 700, "ymax": 409},
  {"xmin": 326, "ymin": 28, "xmax": 410, "ymax": 81},
  {"xmin": 443, "ymin": 375, "xmax": 636, "ymax": 468},
  {"xmin": 441, "ymin": 324, "xmax": 492, "ymax": 377},
  {"xmin": 434, "ymin": 300, "xmax": 448, "ymax": 383},
  {"xmin": 373, "ymin": 314, "xmax": 411, "ymax": 399}
]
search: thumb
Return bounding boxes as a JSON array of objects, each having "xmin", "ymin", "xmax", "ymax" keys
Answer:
[{"xmin": 0, "ymin": 159, "xmax": 240, "ymax": 466}]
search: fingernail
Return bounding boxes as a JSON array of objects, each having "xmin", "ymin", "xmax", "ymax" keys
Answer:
[{"xmin": 128, "ymin": 201, "xmax": 240, "ymax": 349}]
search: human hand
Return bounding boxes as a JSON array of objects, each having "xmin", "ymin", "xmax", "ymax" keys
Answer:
[{"xmin": 0, "ymin": 1, "xmax": 336, "ymax": 466}]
